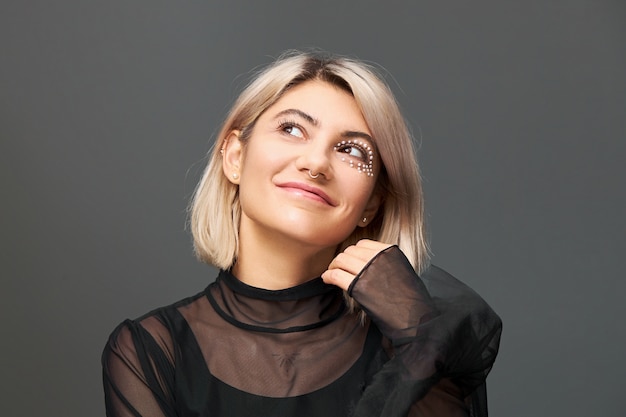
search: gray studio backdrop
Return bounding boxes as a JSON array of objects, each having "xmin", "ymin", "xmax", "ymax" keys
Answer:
[{"xmin": 1, "ymin": 1, "xmax": 624, "ymax": 416}]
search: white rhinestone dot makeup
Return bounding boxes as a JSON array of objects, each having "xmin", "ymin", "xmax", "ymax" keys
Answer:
[{"xmin": 333, "ymin": 139, "xmax": 374, "ymax": 177}]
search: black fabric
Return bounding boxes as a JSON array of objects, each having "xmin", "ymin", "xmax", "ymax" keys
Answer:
[
  {"xmin": 102, "ymin": 247, "xmax": 502, "ymax": 416},
  {"xmin": 349, "ymin": 247, "xmax": 501, "ymax": 416}
]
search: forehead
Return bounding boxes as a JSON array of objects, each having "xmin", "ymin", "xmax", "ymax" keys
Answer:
[{"xmin": 262, "ymin": 80, "xmax": 371, "ymax": 134}]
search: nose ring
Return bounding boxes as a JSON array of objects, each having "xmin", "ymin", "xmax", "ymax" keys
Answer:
[{"xmin": 308, "ymin": 170, "xmax": 320, "ymax": 179}]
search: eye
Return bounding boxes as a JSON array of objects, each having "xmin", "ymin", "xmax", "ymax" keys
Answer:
[
  {"xmin": 278, "ymin": 121, "xmax": 305, "ymax": 139},
  {"xmin": 334, "ymin": 141, "xmax": 368, "ymax": 162},
  {"xmin": 334, "ymin": 140, "xmax": 375, "ymax": 177},
  {"xmin": 338, "ymin": 144, "xmax": 365, "ymax": 160}
]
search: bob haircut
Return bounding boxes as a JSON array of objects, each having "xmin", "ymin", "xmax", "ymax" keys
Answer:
[{"xmin": 189, "ymin": 51, "xmax": 429, "ymax": 274}]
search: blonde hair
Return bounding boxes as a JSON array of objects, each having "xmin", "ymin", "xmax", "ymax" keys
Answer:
[{"xmin": 189, "ymin": 51, "xmax": 429, "ymax": 274}]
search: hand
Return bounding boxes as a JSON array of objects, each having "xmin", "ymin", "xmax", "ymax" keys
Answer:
[{"xmin": 322, "ymin": 239, "xmax": 393, "ymax": 291}]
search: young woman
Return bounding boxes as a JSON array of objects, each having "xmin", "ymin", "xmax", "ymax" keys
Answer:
[{"xmin": 102, "ymin": 52, "xmax": 502, "ymax": 417}]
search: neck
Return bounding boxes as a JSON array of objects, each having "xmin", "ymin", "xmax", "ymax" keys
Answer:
[{"xmin": 232, "ymin": 219, "xmax": 338, "ymax": 290}]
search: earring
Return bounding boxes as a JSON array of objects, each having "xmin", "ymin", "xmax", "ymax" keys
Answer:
[
  {"xmin": 362, "ymin": 217, "xmax": 367, "ymax": 224},
  {"xmin": 232, "ymin": 173, "xmax": 239, "ymax": 180}
]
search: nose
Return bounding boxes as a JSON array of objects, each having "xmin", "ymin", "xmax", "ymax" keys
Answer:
[{"xmin": 295, "ymin": 140, "xmax": 333, "ymax": 180}]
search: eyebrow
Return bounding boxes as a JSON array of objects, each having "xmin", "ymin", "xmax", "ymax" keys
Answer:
[
  {"xmin": 342, "ymin": 130, "xmax": 374, "ymax": 143},
  {"xmin": 273, "ymin": 108, "xmax": 319, "ymax": 126},
  {"xmin": 273, "ymin": 108, "xmax": 374, "ymax": 144}
]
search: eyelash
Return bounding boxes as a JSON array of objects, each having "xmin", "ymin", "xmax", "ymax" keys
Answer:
[
  {"xmin": 334, "ymin": 142, "xmax": 367, "ymax": 161},
  {"xmin": 333, "ymin": 139, "xmax": 375, "ymax": 176},
  {"xmin": 276, "ymin": 119, "xmax": 305, "ymax": 138}
]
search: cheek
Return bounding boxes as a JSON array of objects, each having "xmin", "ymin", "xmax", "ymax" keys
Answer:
[
  {"xmin": 342, "ymin": 180, "xmax": 377, "ymax": 213},
  {"xmin": 345, "ymin": 173, "xmax": 381, "ymax": 219},
  {"xmin": 240, "ymin": 140, "xmax": 288, "ymax": 176}
]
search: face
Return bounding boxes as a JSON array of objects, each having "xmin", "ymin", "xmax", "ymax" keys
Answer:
[{"xmin": 224, "ymin": 80, "xmax": 381, "ymax": 250}]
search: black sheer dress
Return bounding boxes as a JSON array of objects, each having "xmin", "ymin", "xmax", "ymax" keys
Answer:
[{"xmin": 102, "ymin": 247, "xmax": 502, "ymax": 417}]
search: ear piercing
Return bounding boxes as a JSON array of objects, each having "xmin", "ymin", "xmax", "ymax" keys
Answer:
[
  {"xmin": 308, "ymin": 170, "xmax": 320, "ymax": 179},
  {"xmin": 232, "ymin": 173, "xmax": 239, "ymax": 180},
  {"xmin": 362, "ymin": 217, "xmax": 367, "ymax": 223}
]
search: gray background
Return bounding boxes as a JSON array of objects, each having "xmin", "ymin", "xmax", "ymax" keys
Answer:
[{"xmin": 1, "ymin": 1, "xmax": 624, "ymax": 416}]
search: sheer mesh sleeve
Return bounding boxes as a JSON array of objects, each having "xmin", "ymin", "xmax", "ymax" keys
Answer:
[
  {"xmin": 348, "ymin": 246, "xmax": 502, "ymax": 417},
  {"xmin": 102, "ymin": 316, "xmax": 177, "ymax": 417}
]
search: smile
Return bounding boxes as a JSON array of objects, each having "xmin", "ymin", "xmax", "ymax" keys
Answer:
[{"xmin": 275, "ymin": 182, "xmax": 337, "ymax": 206}]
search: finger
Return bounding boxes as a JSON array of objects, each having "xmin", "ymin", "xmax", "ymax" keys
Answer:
[
  {"xmin": 327, "ymin": 251, "xmax": 370, "ymax": 276},
  {"xmin": 355, "ymin": 239, "xmax": 394, "ymax": 252},
  {"xmin": 321, "ymin": 268, "xmax": 355, "ymax": 291},
  {"xmin": 329, "ymin": 241, "xmax": 392, "ymax": 273},
  {"xmin": 324, "ymin": 240, "xmax": 395, "ymax": 290},
  {"xmin": 340, "ymin": 245, "xmax": 375, "ymax": 263}
]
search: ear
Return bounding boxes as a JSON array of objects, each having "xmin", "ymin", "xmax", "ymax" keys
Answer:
[
  {"xmin": 222, "ymin": 130, "xmax": 243, "ymax": 184},
  {"xmin": 360, "ymin": 191, "xmax": 382, "ymax": 227}
]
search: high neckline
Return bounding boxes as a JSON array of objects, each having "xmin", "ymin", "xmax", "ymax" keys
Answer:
[
  {"xmin": 205, "ymin": 269, "xmax": 346, "ymax": 333},
  {"xmin": 218, "ymin": 269, "xmax": 337, "ymax": 301}
]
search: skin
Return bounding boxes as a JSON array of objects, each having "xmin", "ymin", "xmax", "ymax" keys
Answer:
[
  {"xmin": 322, "ymin": 239, "xmax": 392, "ymax": 291},
  {"xmin": 222, "ymin": 80, "xmax": 391, "ymax": 290}
]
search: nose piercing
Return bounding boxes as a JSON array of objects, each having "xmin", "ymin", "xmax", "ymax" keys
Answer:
[{"xmin": 308, "ymin": 170, "xmax": 320, "ymax": 179}]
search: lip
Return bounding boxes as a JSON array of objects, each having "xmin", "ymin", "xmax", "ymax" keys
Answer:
[{"xmin": 275, "ymin": 181, "xmax": 337, "ymax": 206}]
